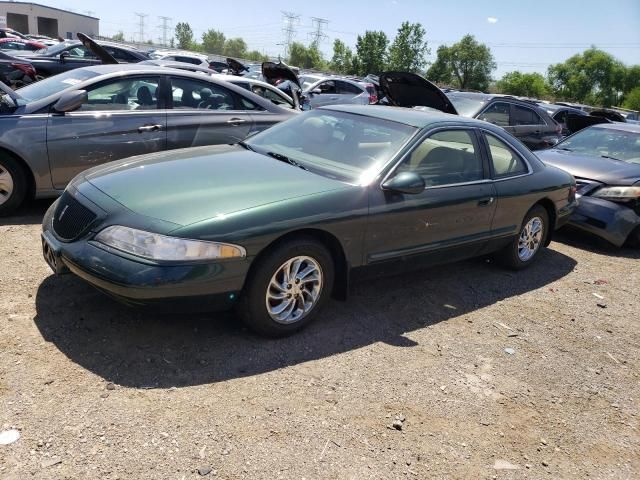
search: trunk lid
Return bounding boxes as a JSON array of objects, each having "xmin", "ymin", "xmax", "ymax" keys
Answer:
[{"xmin": 379, "ymin": 71, "xmax": 458, "ymax": 114}]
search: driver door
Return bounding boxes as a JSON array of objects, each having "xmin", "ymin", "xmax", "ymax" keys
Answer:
[{"xmin": 47, "ymin": 75, "xmax": 167, "ymax": 189}]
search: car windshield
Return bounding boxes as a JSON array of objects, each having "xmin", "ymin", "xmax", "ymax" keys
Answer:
[
  {"xmin": 447, "ymin": 95, "xmax": 486, "ymax": 117},
  {"xmin": 246, "ymin": 110, "xmax": 417, "ymax": 184},
  {"xmin": 15, "ymin": 69, "xmax": 99, "ymax": 103},
  {"xmin": 36, "ymin": 42, "xmax": 76, "ymax": 55},
  {"xmin": 556, "ymin": 127, "xmax": 640, "ymax": 164}
]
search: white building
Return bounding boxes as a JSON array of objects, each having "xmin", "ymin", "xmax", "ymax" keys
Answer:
[{"xmin": 0, "ymin": 1, "xmax": 99, "ymax": 39}]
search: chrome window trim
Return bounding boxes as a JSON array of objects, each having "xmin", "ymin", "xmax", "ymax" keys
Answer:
[
  {"xmin": 379, "ymin": 125, "xmax": 487, "ymax": 190},
  {"xmin": 478, "ymin": 127, "xmax": 534, "ymax": 181}
]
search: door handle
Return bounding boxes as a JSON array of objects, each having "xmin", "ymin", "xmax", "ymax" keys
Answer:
[
  {"xmin": 138, "ymin": 124, "xmax": 162, "ymax": 133},
  {"xmin": 478, "ymin": 197, "xmax": 495, "ymax": 207},
  {"xmin": 226, "ymin": 118, "xmax": 247, "ymax": 125}
]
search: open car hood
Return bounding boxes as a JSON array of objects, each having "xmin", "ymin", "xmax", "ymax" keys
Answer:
[
  {"xmin": 226, "ymin": 58, "xmax": 247, "ymax": 76},
  {"xmin": 262, "ymin": 61, "xmax": 301, "ymax": 89},
  {"xmin": 379, "ymin": 71, "xmax": 458, "ymax": 114},
  {"xmin": 77, "ymin": 32, "xmax": 118, "ymax": 64}
]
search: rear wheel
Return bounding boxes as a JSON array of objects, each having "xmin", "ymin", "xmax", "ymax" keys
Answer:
[
  {"xmin": 497, "ymin": 205, "xmax": 549, "ymax": 269},
  {"xmin": 238, "ymin": 238, "xmax": 334, "ymax": 337},
  {"xmin": 0, "ymin": 155, "xmax": 27, "ymax": 216}
]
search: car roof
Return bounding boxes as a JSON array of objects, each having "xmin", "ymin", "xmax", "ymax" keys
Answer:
[
  {"xmin": 591, "ymin": 122, "xmax": 640, "ymax": 133},
  {"xmin": 321, "ymin": 104, "xmax": 485, "ymax": 128}
]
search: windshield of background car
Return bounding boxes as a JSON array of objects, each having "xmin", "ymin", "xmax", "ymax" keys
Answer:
[
  {"xmin": 447, "ymin": 94, "xmax": 486, "ymax": 117},
  {"xmin": 557, "ymin": 127, "xmax": 640, "ymax": 164},
  {"xmin": 246, "ymin": 110, "xmax": 417, "ymax": 183},
  {"xmin": 15, "ymin": 69, "xmax": 99, "ymax": 103}
]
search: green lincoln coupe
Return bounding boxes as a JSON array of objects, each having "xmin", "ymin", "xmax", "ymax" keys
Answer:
[{"xmin": 42, "ymin": 105, "xmax": 576, "ymax": 336}]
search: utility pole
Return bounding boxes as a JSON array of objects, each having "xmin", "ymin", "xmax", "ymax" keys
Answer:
[
  {"xmin": 157, "ymin": 16, "xmax": 172, "ymax": 46},
  {"xmin": 281, "ymin": 11, "xmax": 300, "ymax": 60},
  {"xmin": 308, "ymin": 17, "xmax": 329, "ymax": 47},
  {"xmin": 133, "ymin": 12, "xmax": 148, "ymax": 43}
]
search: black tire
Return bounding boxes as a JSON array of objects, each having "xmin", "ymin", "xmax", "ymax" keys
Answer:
[
  {"xmin": 237, "ymin": 237, "xmax": 335, "ymax": 337},
  {"xmin": 497, "ymin": 205, "xmax": 549, "ymax": 270},
  {"xmin": 0, "ymin": 154, "xmax": 27, "ymax": 217}
]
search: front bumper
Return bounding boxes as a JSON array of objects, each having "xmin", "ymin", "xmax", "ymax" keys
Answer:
[
  {"xmin": 568, "ymin": 195, "xmax": 640, "ymax": 247},
  {"xmin": 42, "ymin": 224, "xmax": 249, "ymax": 312}
]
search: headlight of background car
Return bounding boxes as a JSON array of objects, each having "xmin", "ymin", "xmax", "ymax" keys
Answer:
[
  {"xmin": 95, "ymin": 226, "xmax": 246, "ymax": 261},
  {"xmin": 592, "ymin": 186, "xmax": 640, "ymax": 202}
]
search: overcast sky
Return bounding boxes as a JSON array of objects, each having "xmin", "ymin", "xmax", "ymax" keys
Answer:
[{"xmin": 44, "ymin": 0, "xmax": 640, "ymax": 77}]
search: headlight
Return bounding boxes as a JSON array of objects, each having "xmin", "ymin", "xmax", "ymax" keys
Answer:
[
  {"xmin": 95, "ymin": 226, "xmax": 246, "ymax": 261},
  {"xmin": 592, "ymin": 186, "xmax": 640, "ymax": 202}
]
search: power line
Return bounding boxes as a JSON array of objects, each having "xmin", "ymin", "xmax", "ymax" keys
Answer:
[
  {"xmin": 157, "ymin": 16, "xmax": 172, "ymax": 46},
  {"xmin": 281, "ymin": 11, "xmax": 300, "ymax": 59},
  {"xmin": 133, "ymin": 12, "xmax": 148, "ymax": 43},
  {"xmin": 308, "ymin": 17, "xmax": 329, "ymax": 46}
]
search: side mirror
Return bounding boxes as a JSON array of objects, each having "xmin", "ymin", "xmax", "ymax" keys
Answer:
[
  {"xmin": 311, "ymin": 88, "xmax": 322, "ymax": 95},
  {"xmin": 53, "ymin": 90, "xmax": 88, "ymax": 113},
  {"xmin": 59, "ymin": 51, "xmax": 70, "ymax": 63},
  {"xmin": 382, "ymin": 171, "xmax": 425, "ymax": 195}
]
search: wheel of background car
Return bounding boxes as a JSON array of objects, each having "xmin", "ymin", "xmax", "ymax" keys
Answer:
[
  {"xmin": 0, "ymin": 154, "xmax": 27, "ymax": 216},
  {"xmin": 237, "ymin": 237, "xmax": 334, "ymax": 337},
  {"xmin": 497, "ymin": 205, "xmax": 549, "ymax": 270}
]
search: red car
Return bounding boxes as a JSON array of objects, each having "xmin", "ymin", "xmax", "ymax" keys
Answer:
[{"xmin": 0, "ymin": 38, "xmax": 46, "ymax": 52}]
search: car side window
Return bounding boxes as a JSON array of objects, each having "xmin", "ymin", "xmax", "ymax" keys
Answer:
[
  {"xmin": 252, "ymin": 85, "xmax": 293, "ymax": 109},
  {"xmin": 397, "ymin": 129, "xmax": 484, "ymax": 187},
  {"xmin": 67, "ymin": 46, "xmax": 96, "ymax": 59},
  {"xmin": 337, "ymin": 81, "xmax": 362, "ymax": 95},
  {"xmin": 478, "ymin": 102, "xmax": 510, "ymax": 127},
  {"xmin": 513, "ymin": 105, "xmax": 544, "ymax": 126},
  {"xmin": 171, "ymin": 77, "xmax": 238, "ymax": 110},
  {"xmin": 484, "ymin": 133, "xmax": 528, "ymax": 177},
  {"xmin": 318, "ymin": 81, "xmax": 336, "ymax": 94},
  {"xmin": 553, "ymin": 111, "xmax": 567, "ymax": 125},
  {"xmin": 77, "ymin": 77, "xmax": 160, "ymax": 112},
  {"xmin": 104, "ymin": 47, "xmax": 137, "ymax": 62}
]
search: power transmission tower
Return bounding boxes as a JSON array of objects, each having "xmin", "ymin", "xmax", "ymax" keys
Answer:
[
  {"xmin": 281, "ymin": 11, "xmax": 300, "ymax": 59},
  {"xmin": 134, "ymin": 13, "xmax": 148, "ymax": 43},
  {"xmin": 157, "ymin": 16, "xmax": 172, "ymax": 46},
  {"xmin": 308, "ymin": 17, "xmax": 329, "ymax": 47}
]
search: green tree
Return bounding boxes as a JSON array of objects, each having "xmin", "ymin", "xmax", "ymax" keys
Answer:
[
  {"xmin": 201, "ymin": 29, "xmax": 225, "ymax": 54},
  {"xmin": 354, "ymin": 31, "xmax": 388, "ymax": 75},
  {"xmin": 174, "ymin": 22, "xmax": 194, "ymax": 50},
  {"xmin": 548, "ymin": 48, "xmax": 626, "ymax": 106},
  {"xmin": 426, "ymin": 35, "xmax": 495, "ymax": 91},
  {"xmin": 329, "ymin": 39, "xmax": 354, "ymax": 74},
  {"xmin": 624, "ymin": 65, "xmax": 640, "ymax": 94},
  {"xmin": 246, "ymin": 50, "xmax": 268, "ymax": 62},
  {"xmin": 623, "ymin": 86, "xmax": 640, "ymax": 111},
  {"xmin": 111, "ymin": 31, "xmax": 125, "ymax": 42},
  {"xmin": 288, "ymin": 42, "xmax": 326, "ymax": 69},
  {"xmin": 223, "ymin": 38, "xmax": 248, "ymax": 58},
  {"xmin": 496, "ymin": 71, "xmax": 549, "ymax": 98},
  {"xmin": 387, "ymin": 22, "xmax": 429, "ymax": 73}
]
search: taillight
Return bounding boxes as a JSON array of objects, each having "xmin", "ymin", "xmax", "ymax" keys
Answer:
[
  {"xmin": 365, "ymin": 84, "xmax": 377, "ymax": 104},
  {"xmin": 11, "ymin": 63, "xmax": 35, "ymax": 77}
]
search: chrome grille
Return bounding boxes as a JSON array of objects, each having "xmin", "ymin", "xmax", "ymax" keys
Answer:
[{"xmin": 52, "ymin": 192, "xmax": 96, "ymax": 241}]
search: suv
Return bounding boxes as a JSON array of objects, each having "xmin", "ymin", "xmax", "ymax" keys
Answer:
[{"xmin": 447, "ymin": 92, "xmax": 562, "ymax": 150}]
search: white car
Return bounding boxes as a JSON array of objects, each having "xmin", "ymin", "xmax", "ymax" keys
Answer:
[{"xmin": 149, "ymin": 49, "xmax": 209, "ymax": 67}]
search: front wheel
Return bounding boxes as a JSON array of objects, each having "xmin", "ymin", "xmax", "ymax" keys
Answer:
[
  {"xmin": 238, "ymin": 238, "xmax": 334, "ymax": 337},
  {"xmin": 0, "ymin": 155, "xmax": 27, "ymax": 216},
  {"xmin": 497, "ymin": 205, "xmax": 549, "ymax": 269}
]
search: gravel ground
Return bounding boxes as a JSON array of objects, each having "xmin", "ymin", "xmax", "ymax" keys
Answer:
[{"xmin": 1, "ymin": 200, "xmax": 639, "ymax": 479}]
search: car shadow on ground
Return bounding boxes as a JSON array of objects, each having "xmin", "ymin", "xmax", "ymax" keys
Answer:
[
  {"xmin": 554, "ymin": 227, "xmax": 640, "ymax": 260},
  {"xmin": 0, "ymin": 199, "xmax": 54, "ymax": 226},
  {"xmin": 33, "ymin": 248, "xmax": 577, "ymax": 388}
]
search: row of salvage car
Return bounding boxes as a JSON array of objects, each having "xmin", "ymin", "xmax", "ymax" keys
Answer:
[{"xmin": 0, "ymin": 34, "xmax": 637, "ymax": 337}]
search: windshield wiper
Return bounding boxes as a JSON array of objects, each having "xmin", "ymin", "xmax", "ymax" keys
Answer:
[
  {"xmin": 237, "ymin": 140, "xmax": 253, "ymax": 151},
  {"xmin": 267, "ymin": 151, "xmax": 307, "ymax": 170},
  {"xmin": 600, "ymin": 154, "xmax": 622, "ymax": 162}
]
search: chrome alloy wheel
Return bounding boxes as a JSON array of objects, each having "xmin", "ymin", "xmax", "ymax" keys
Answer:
[
  {"xmin": 0, "ymin": 163, "xmax": 14, "ymax": 206},
  {"xmin": 518, "ymin": 216, "xmax": 544, "ymax": 261},
  {"xmin": 265, "ymin": 255, "xmax": 323, "ymax": 324}
]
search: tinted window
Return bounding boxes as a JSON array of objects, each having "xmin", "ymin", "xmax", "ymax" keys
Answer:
[
  {"xmin": 553, "ymin": 110, "xmax": 567, "ymax": 125},
  {"xmin": 398, "ymin": 129, "xmax": 484, "ymax": 186},
  {"xmin": 485, "ymin": 133, "xmax": 527, "ymax": 176},
  {"xmin": 251, "ymin": 84, "xmax": 293, "ymax": 108},
  {"xmin": 175, "ymin": 56, "xmax": 202, "ymax": 65},
  {"xmin": 78, "ymin": 77, "xmax": 160, "ymax": 111},
  {"xmin": 0, "ymin": 41, "xmax": 24, "ymax": 50},
  {"xmin": 337, "ymin": 81, "xmax": 363, "ymax": 95},
  {"xmin": 171, "ymin": 77, "xmax": 237, "ymax": 110},
  {"xmin": 513, "ymin": 105, "xmax": 544, "ymax": 126},
  {"xmin": 318, "ymin": 81, "xmax": 336, "ymax": 94},
  {"xmin": 478, "ymin": 102, "xmax": 510, "ymax": 127}
]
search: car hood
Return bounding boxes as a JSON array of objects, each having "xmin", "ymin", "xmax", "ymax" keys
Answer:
[
  {"xmin": 84, "ymin": 145, "xmax": 348, "ymax": 227},
  {"xmin": 379, "ymin": 71, "xmax": 458, "ymax": 114},
  {"xmin": 262, "ymin": 61, "xmax": 301, "ymax": 89},
  {"xmin": 536, "ymin": 149, "xmax": 640, "ymax": 185}
]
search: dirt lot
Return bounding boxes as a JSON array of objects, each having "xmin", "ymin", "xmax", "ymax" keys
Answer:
[{"xmin": 1, "ymin": 200, "xmax": 639, "ymax": 479}]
